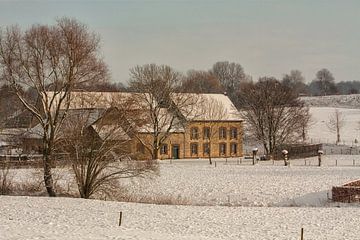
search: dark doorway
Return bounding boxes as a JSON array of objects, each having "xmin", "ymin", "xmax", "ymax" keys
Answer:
[{"xmin": 172, "ymin": 145, "xmax": 180, "ymax": 159}]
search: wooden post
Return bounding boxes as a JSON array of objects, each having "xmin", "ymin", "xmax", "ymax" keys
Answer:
[
  {"xmin": 353, "ymin": 159, "xmax": 355, "ymax": 166},
  {"xmin": 240, "ymin": 157, "xmax": 242, "ymax": 164},
  {"xmin": 215, "ymin": 161, "xmax": 217, "ymax": 167},
  {"xmin": 119, "ymin": 211, "xmax": 122, "ymax": 226},
  {"xmin": 336, "ymin": 159, "xmax": 337, "ymax": 166},
  {"xmin": 305, "ymin": 160, "xmax": 306, "ymax": 166},
  {"xmin": 301, "ymin": 228, "xmax": 304, "ymax": 240},
  {"xmin": 227, "ymin": 195, "xmax": 230, "ymax": 206}
]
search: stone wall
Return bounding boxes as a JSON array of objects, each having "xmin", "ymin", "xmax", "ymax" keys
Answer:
[{"xmin": 332, "ymin": 179, "xmax": 360, "ymax": 203}]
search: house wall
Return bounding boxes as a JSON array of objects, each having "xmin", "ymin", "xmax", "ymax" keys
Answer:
[
  {"xmin": 132, "ymin": 121, "xmax": 243, "ymax": 160},
  {"xmin": 184, "ymin": 121, "xmax": 243, "ymax": 159}
]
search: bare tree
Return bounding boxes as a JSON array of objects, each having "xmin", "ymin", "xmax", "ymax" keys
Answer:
[
  {"xmin": 181, "ymin": 70, "xmax": 223, "ymax": 93},
  {"xmin": 239, "ymin": 77, "xmax": 309, "ymax": 156},
  {"xmin": 60, "ymin": 97, "xmax": 157, "ymax": 199},
  {"xmin": 327, "ymin": 109, "xmax": 345, "ymax": 145},
  {"xmin": 0, "ymin": 18, "xmax": 108, "ymax": 196},
  {"xmin": 299, "ymin": 107, "xmax": 314, "ymax": 142},
  {"xmin": 129, "ymin": 64, "xmax": 199, "ymax": 160},
  {"xmin": 198, "ymin": 97, "xmax": 227, "ymax": 165},
  {"xmin": 282, "ymin": 70, "xmax": 307, "ymax": 96},
  {"xmin": 211, "ymin": 61, "xmax": 247, "ymax": 102},
  {"xmin": 309, "ymin": 68, "xmax": 337, "ymax": 96}
]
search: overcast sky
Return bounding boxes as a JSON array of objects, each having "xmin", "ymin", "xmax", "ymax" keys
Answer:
[{"xmin": 1, "ymin": 0, "xmax": 359, "ymax": 84}]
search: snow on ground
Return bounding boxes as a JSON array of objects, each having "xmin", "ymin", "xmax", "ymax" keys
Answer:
[
  {"xmin": 301, "ymin": 94, "xmax": 360, "ymax": 109},
  {"xmin": 120, "ymin": 156, "xmax": 360, "ymax": 207},
  {"xmin": 308, "ymin": 107, "xmax": 360, "ymax": 145},
  {"xmin": 3, "ymin": 155, "xmax": 360, "ymax": 239},
  {"xmin": 1, "ymin": 195, "xmax": 360, "ymax": 240},
  {"xmin": 8, "ymin": 155, "xmax": 360, "ymax": 207}
]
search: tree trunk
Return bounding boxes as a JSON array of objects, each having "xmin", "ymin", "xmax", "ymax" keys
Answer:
[
  {"xmin": 153, "ymin": 147, "xmax": 159, "ymax": 160},
  {"xmin": 43, "ymin": 140, "xmax": 56, "ymax": 197}
]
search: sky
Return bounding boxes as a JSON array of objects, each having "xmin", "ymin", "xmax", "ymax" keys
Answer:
[{"xmin": 0, "ymin": 0, "xmax": 359, "ymax": 84}]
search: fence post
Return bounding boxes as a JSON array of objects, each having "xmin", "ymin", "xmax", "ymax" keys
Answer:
[
  {"xmin": 119, "ymin": 211, "xmax": 123, "ymax": 226},
  {"xmin": 301, "ymin": 228, "xmax": 304, "ymax": 240},
  {"xmin": 336, "ymin": 159, "xmax": 337, "ymax": 166}
]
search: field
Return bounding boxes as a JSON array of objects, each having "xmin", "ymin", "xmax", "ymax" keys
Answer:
[{"xmin": 2, "ymin": 155, "xmax": 360, "ymax": 239}]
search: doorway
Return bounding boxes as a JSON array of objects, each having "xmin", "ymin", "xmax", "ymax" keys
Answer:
[{"xmin": 172, "ymin": 145, "xmax": 180, "ymax": 159}]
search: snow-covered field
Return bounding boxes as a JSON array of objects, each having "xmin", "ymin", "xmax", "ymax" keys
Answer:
[
  {"xmin": 1, "ymin": 194, "xmax": 360, "ymax": 240},
  {"xmin": 2, "ymin": 155, "xmax": 360, "ymax": 239},
  {"xmin": 301, "ymin": 94, "xmax": 360, "ymax": 109},
  {"xmin": 308, "ymin": 107, "xmax": 360, "ymax": 145},
  {"xmin": 123, "ymin": 156, "xmax": 360, "ymax": 207}
]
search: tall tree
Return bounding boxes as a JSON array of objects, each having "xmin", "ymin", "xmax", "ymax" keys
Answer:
[
  {"xmin": 326, "ymin": 109, "xmax": 344, "ymax": 145},
  {"xmin": 181, "ymin": 70, "xmax": 223, "ymax": 93},
  {"xmin": 0, "ymin": 84, "xmax": 23, "ymax": 127},
  {"xmin": 211, "ymin": 61, "xmax": 247, "ymax": 102},
  {"xmin": 129, "ymin": 64, "xmax": 199, "ymax": 160},
  {"xmin": 282, "ymin": 70, "xmax": 307, "ymax": 95},
  {"xmin": 309, "ymin": 68, "xmax": 337, "ymax": 96},
  {"xmin": 0, "ymin": 18, "xmax": 108, "ymax": 196},
  {"xmin": 239, "ymin": 77, "xmax": 309, "ymax": 156}
]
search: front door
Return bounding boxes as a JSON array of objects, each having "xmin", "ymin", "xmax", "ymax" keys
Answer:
[{"xmin": 172, "ymin": 145, "xmax": 180, "ymax": 159}]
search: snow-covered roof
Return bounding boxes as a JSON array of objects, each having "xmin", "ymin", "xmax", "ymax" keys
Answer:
[
  {"xmin": 171, "ymin": 93, "xmax": 242, "ymax": 121},
  {"xmin": 137, "ymin": 108, "xmax": 185, "ymax": 133},
  {"xmin": 46, "ymin": 91, "xmax": 151, "ymax": 110},
  {"xmin": 23, "ymin": 109, "xmax": 104, "ymax": 139},
  {"xmin": 91, "ymin": 124, "xmax": 131, "ymax": 141}
]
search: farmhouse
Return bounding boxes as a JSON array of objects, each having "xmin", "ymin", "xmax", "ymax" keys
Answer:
[{"xmin": 2, "ymin": 92, "xmax": 243, "ymax": 160}]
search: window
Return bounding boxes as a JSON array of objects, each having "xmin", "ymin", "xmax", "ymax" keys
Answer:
[
  {"xmin": 219, "ymin": 143, "xmax": 226, "ymax": 155},
  {"xmin": 190, "ymin": 143, "xmax": 198, "ymax": 155},
  {"xmin": 160, "ymin": 144, "xmax": 168, "ymax": 155},
  {"xmin": 230, "ymin": 143, "xmax": 237, "ymax": 154},
  {"xmin": 219, "ymin": 127, "xmax": 227, "ymax": 139},
  {"xmin": 230, "ymin": 128, "xmax": 238, "ymax": 139},
  {"xmin": 203, "ymin": 127, "xmax": 211, "ymax": 139},
  {"xmin": 190, "ymin": 127, "xmax": 199, "ymax": 140},
  {"xmin": 203, "ymin": 143, "xmax": 210, "ymax": 155},
  {"xmin": 136, "ymin": 143, "xmax": 145, "ymax": 154}
]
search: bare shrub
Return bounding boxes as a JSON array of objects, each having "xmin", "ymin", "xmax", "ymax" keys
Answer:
[
  {"xmin": 118, "ymin": 192, "xmax": 191, "ymax": 206},
  {"xmin": 15, "ymin": 168, "xmax": 76, "ymax": 197},
  {"xmin": 0, "ymin": 161, "xmax": 14, "ymax": 195},
  {"xmin": 60, "ymin": 103, "xmax": 158, "ymax": 199}
]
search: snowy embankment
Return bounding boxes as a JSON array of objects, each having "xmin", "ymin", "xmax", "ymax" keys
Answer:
[
  {"xmin": 1, "ymin": 195, "xmax": 360, "ymax": 240},
  {"xmin": 301, "ymin": 94, "xmax": 360, "ymax": 109}
]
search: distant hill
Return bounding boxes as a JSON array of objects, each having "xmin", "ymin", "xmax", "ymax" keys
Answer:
[{"xmin": 300, "ymin": 94, "xmax": 360, "ymax": 109}]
